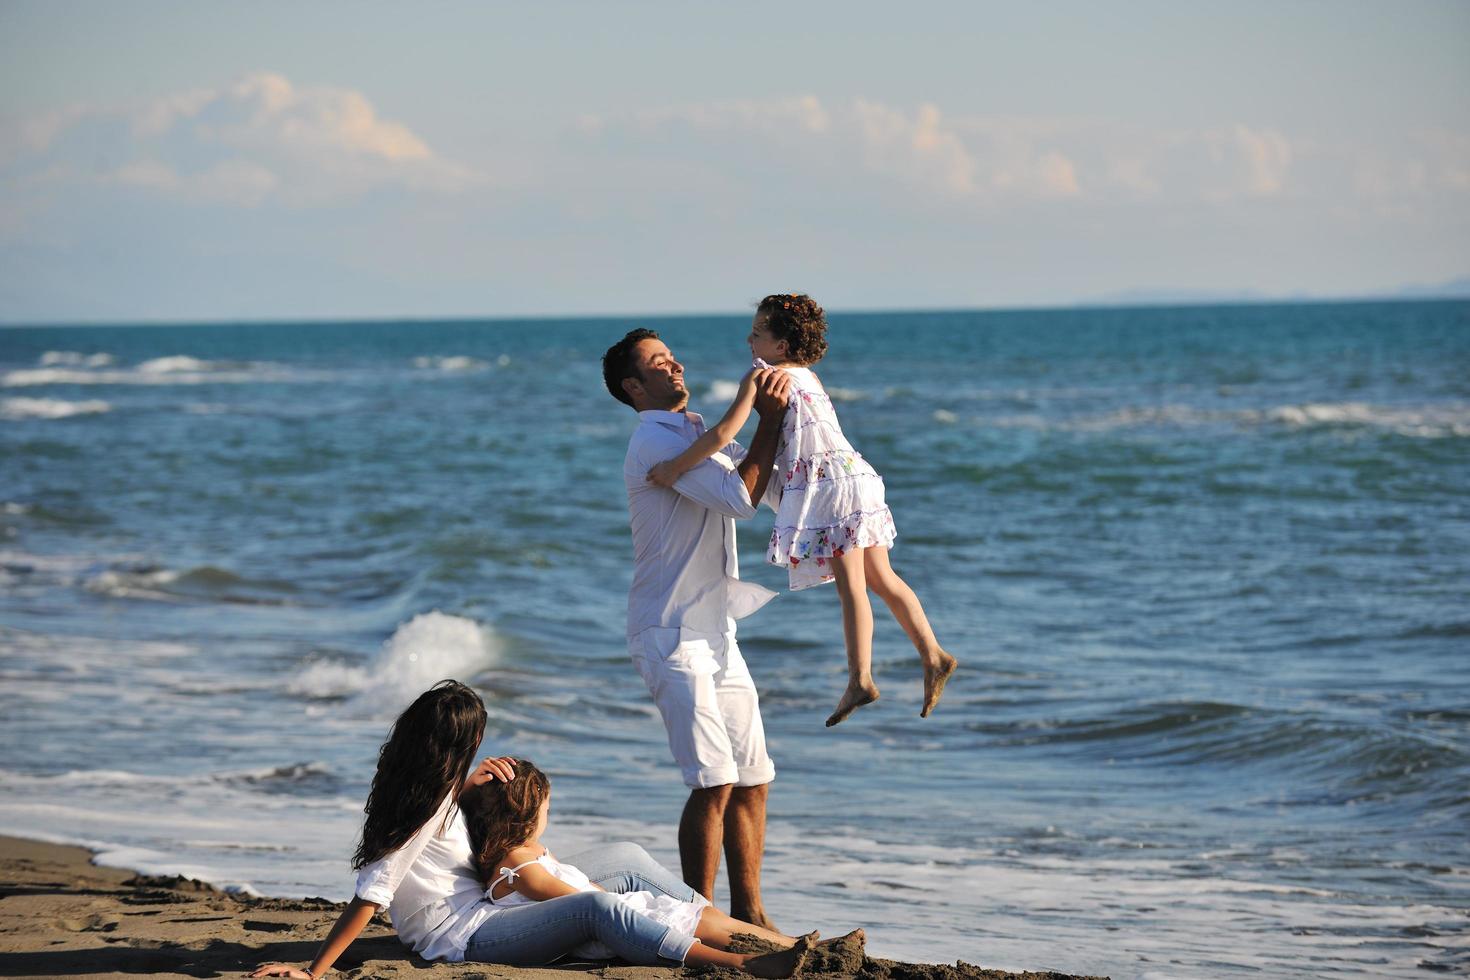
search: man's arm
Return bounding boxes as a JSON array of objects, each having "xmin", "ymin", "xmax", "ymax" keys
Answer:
[{"xmin": 736, "ymin": 370, "xmax": 791, "ymax": 506}]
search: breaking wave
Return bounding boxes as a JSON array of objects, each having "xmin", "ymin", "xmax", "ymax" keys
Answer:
[
  {"xmin": 1, "ymin": 397, "xmax": 112, "ymax": 419},
  {"xmin": 287, "ymin": 611, "xmax": 500, "ymax": 712},
  {"xmin": 2, "ymin": 353, "xmax": 302, "ymax": 387},
  {"xmin": 412, "ymin": 355, "xmax": 490, "ymax": 372},
  {"xmin": 980, "ymin": 400, "xmax": 1470, "ymax": 438}
]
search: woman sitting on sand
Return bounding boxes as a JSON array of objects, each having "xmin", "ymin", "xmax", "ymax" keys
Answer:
[{"xmin": 250, "ymin": 680, "xmax": 815, "ymax": 978}]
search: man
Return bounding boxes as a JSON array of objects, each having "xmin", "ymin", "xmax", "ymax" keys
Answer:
[{"xmin": 602, "ymin": 327, "xmax": 790, "ymax": 930}]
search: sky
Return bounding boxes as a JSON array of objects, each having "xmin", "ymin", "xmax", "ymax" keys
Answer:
[{"xmin": 1, "ymin": 0, "xmax": 1468, "ymax": 322}]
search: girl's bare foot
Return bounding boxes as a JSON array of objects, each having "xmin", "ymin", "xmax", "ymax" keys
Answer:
[
  {"xmin": 818, "ymin": 928, "xmax": 865, "ymax": 950},
  {"xmin": 743, "ymin": 931, "xmax": 816, "ymax": 978},
  {"xmin": 825, "ymin": 682, "xmax": 879, "ymax": 727},
  {"xmin": 920, "ymin": 652, "xmax": 957, "ymax": 718}
]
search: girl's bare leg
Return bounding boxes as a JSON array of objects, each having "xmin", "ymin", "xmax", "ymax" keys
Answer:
[
  {"xmin": 694, "ymin": 906, "xmax": 799, "ymax": 948},
  {"xmin": 827, "ymin": 548, "xmax": 879, "ymax": 726},
  {"xmin": 682, "ymin": 929, "xmax": 816, "ymax": 978},
  {"xmin": 863, "ymin": 546, "xmax": 957, "ymax": 717}
]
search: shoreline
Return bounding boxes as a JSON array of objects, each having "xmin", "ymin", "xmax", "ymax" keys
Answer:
[{"xmin": 0, "ymin": 834, "xmax": 1107, "ymax": 980}]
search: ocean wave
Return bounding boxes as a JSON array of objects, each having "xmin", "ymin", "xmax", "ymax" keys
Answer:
[
  {"xmin": 84, "ymin": 564, "xmax": 300, "ymax": 605},
  {"xmin": 287, "ymin": 610, "xmax": 500, "ymax": 710},
  {"xmin": 0, "ymin": 548, "xmax": 117, "ymax": 584},
  {"xmin": 412, "ymin": 355, "xmax": 490, "ymax": 372},
  {"xmin": 1259, "ymin": 401, "xmax": 1470, "ymax": 438},
  {"xmin": 1, "ymin": 397, "xmax": 112, "ymax": 419},
  {"xmin": 978, "ymin": 400, "xmax": 1470, "ymax": 438},
  {"xmin": 706, "ymin": 377, "xmax": 867, "ymax": 403},
  {"xmin": 981, "ymin": 700, "xmax": 1469, "ymax": 802},
  {"xmin": 0, "ymin": 762, "xmax": 340, "ymax": 794},
  {"xmin": 216, "ymin": 762, "xmax": 341, "ymax": 796},
  {"xmin": 2, "ymin": 354, "xmax": 302, "ymax": 388},
  {"xmin": 708, "ymin": 379, "xmax": 741, "ymax": 400},
  {"xmin": 40, "ymin": 350, "xmax": 114, "ymax": 367}
]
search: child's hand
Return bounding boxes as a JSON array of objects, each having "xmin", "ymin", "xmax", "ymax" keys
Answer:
[{"xmin": 647, "ymin": 461, "xmax": 681, "ymax": 488}]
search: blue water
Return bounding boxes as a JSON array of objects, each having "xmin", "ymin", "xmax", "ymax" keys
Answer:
[{"xmin": 2, "ymin": 302, "xmax": 1467, "ymax": 979}]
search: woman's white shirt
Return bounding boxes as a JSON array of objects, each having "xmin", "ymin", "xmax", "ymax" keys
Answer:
[{"xmin": 353, "ymin": 795, "xmax": 500, "ymax": 962}]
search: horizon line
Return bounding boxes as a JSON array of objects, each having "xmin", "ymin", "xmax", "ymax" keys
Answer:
[{"xmin": 2, "ymin": 292, "xmax": 1466, "ymax": 330}]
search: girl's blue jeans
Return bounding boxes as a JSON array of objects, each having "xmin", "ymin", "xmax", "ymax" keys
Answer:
[{"xmin": 461, "ymin": 841, "xmax": 702, "ymax": 966}]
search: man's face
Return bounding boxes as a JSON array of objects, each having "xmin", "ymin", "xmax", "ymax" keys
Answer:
[{"xmin": 626, "ymin": 339, "xmax": 688, "ymax": 411}]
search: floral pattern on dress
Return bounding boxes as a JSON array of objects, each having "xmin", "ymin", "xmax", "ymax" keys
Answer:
[{"xmin": 756, "ymin": 360, "xmax": 896, "ymax": 591}]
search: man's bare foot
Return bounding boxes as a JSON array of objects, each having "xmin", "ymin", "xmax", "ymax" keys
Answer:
[
  {"xmin": 920, "ymin": 652, "xmax": 957, "ymax": 718},
  {"xmin": 743, "ymin": 931, "xmax": 815, "ymax": 978},
  {"xmin": 825, "ymin": 682, "xmax": 879, "ymax": 727}
]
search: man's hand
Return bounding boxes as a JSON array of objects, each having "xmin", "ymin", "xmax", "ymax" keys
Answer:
[
  {"xmin": 462, "ymin": 756, "xmax": 517, "ymax": 793},
  {"xmin": 249, "ymin": 966, "xmax": 311, "ymax": 979},
  {"xmin": 752, "ymin": 369, "xmax": 791, "ymax": 421}
]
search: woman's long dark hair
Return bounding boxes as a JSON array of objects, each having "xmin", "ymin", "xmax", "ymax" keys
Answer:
[
  {"xmin": 352, "ymin": 679, "xmax": 487, "ymax": 869},
  {"xmin": 459, "ymin": 759, "xmax": 550, "ymax": 886}
]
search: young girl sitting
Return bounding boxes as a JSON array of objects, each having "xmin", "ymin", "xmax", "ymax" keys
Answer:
[
  {"xmin": 648, "ymin": 293, "xmax": 959, "ymax": 727},
  {"xmin": 460, "ymin": 760, "xmax": 827, "ymax": 978}
]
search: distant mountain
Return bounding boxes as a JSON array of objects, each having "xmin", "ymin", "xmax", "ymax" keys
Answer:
[{"xmin": 1391, "ymin": 276, "xmax": 1470, "ymax": 300}]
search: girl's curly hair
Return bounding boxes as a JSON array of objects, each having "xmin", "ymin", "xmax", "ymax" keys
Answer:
[
  {"xmin": 459, "ymin": 759, "xmax": 551, "ymax": 886},
  {"xmin": 757, "ymin": 293, "xmax": 828, "ymax": 366}
]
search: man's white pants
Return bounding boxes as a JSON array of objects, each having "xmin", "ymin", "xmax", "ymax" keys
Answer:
[{"xmin": 630, "ymin": 626, "xmax": 775, "ymax": 789}]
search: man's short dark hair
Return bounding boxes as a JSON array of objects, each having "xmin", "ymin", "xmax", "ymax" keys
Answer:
[{"xmin": 602, "ymin": 328, "xmax": 661, "ymax": 407}]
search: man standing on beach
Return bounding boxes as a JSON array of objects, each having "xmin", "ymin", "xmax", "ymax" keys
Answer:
[{"xmin": 603, "ymin": 328, "xmax": 790, "ymax": 930}]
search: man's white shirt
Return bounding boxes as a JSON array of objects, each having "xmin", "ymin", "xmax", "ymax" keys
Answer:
[{"xmin": 623, "ymin": 409, "xmax": 777, "ymax": 639}]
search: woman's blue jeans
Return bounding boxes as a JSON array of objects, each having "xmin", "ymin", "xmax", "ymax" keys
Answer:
[{"xmin": 462, "ymin": 841, "xmax": 701, "ymax": 967}]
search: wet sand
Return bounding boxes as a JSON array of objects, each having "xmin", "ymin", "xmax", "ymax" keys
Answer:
[{"xmin": 0, "ymin": 836, "xmax": 1106, "ymax": 980}]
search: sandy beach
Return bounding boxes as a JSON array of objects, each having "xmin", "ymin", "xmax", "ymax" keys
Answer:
[{"xmin": 0, "ymin": 835, "xmax": 1104, "ymax": 980}]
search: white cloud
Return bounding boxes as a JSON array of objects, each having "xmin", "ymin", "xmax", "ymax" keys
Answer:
[
  {"xmin": 1225, "ymin": 124, "xmax": 1293, "ymax": 196},
  {"xmin": 579, "ymin": 96, "xmax": 1082, "ymax": 204},
  {"xmin": 1037, "ymin": 151, "xmax": 1082, "ymax": 197},
  {"xmin": 1, "ymin": 72, "xmax": 478, "ymax": 208},
  {"xmin": 201, "ymin": 73, "xmax": 433, "ymax": 163},
  {"xmin": 573, "ymin": 97, "xmax": 1321, "ymax": 207},
  {"xmin": 852, "ymin": 99, "xmax": 976, "ymax": 195}
]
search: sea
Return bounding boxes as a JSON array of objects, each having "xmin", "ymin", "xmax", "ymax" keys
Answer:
[{"xmin": 1, "ymin": 301, "xmax": 1467, "ymax": 979}]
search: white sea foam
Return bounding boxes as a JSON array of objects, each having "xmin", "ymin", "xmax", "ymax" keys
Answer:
[
  {"xmin": 707, "ymin": 379, "xmax": 741, "ymax": 401},
  {"xmin": 2, "ymin": 355, "xmax": 301, "ymax": 387},
  {"xmin": 980, "ymin": 400, "xmax": 1470, "ymax": 438},
  {"xmin": 1, "ymin": 397, "xmax": 112, "ymax": 419},
  {"xmin": 1261, "ymin": 401, "xmax": 1470, "ymax": 438},
  {"xmin": 85, "ymin": 567, "xmax": 185, "ymax": 601},
  {"xmin": 288, "ymin": 610, "xmax": 500, "ymax": 712},
  {"xmin": 0, "ymin": 549, "xmax": 122, "ymax": 586},
  {"xmin": 707, "ymin": 377, "xmax": 866, "ymax": 403},
  {"xmin": 412, "ymin": 355, "xmax": 489, "ymax": 372},
  {"xmin": 137, "ymin": 355, "xmax": 218, "ymax": 374},
  {"xmin": 0, "ymin": 765, "xmax": 357, "ymax": 899},
  {"xmin": 40, "ymin": 351, "xmax": 114, "ymax": 367},
  {"xmin": 933, "ymin": 409, "xmax": 958, "ymax": 424}
]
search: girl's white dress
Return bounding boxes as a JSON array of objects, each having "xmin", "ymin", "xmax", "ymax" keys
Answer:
[
  {"xmin": 486, "ymin": 850, "xmax": 708, "ymax": 960},
  {"xmin": 758, "ymin": 360, "xmax": 897, "ymax": 590}
]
